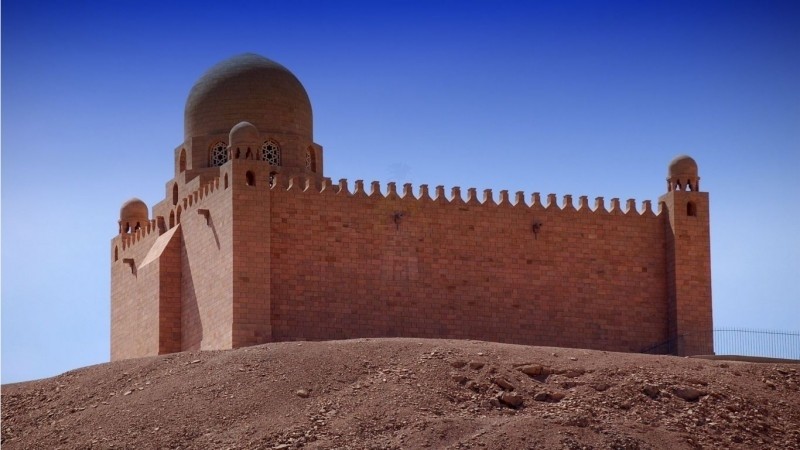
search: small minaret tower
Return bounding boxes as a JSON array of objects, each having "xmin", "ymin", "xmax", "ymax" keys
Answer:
[
  {"xmin": 118, "ymin": 198, "xmax": 149, "ymax": 234},
  {"xmin": 660, "ymin": 155, "xmax": 713, "ymax": 355}
]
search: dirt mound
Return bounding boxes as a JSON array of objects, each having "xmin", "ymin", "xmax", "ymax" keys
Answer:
[{"xmin": 3, "ymin": 338, "xmax": 799, "ymax": 449}]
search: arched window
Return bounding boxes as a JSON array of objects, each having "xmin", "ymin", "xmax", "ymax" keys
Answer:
[
  {"xmin": 261, "ymin": 140, "xmax": 281, "ymax": 166},
  {"xmin": 176, "ymin": 206, "xmax": 182, "ymax": 224},
  {"xmin": 169, "ymin": 211, "xmax": 175, "ymax": 228},
  {"xmin": 246, "ymin": 171, "xmax": 256, "ymax": 186},
  {"xmin": 172, "ymin": 183, "xmax": 179, "ymax": 205},
  {"xmin": 210, "ymin": 141, "xmax": 228, "ymax": 167},
  {"xmin": 687, "ymin": 201, "xmax": 697, "ymax": 217},
  {"xmin": 179, "ymin": 148, "xmax": 187, "ymax": 172}
]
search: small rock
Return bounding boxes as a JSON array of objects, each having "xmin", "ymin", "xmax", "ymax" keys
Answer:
[
  {"xmin": 498, "ymin": 392, "xmax": 524, "ymax": 408},
  {"xmin": 450, "ymin": 360, "xmax": 467, "ymax": 368},
  {"xmin": 591, "ymin": 383, "xmax": 610, "ymax": 392},
  {"xmin": 492, "ymin": 378, "xmax": 515, "ymax": 391},
  {"xmin": 643, "ymin": 384, "xmax": 660, "ymax": 399},
  {"xmin": 451, "ymin": 375, "xmax": 469, "ymax": 384},
  {"xmin": 296, "ymin": 389, "xmax": 310, "ymax": 398},
  {"xmin": 519, "ymin": 365, "xmax": 543, "ymax": 376},
  {"xmin": 466, "ymin": 380, "xmax": 482, "ymax": 392},
  {"xmin": 533, "ymin": 391, "xmax": 564, "ymax": 403},
  {"xmin": 672, "ymin": 386, "xmax": 706, "ymax": 402},
  {"xmin": 190, "ymin": 360, "xmax": 201, "ymax": 364},
  {"xmin": 569, "ymin": 357, "xmax": 577, "ymax": 361},
  {"xmin": 123, "ymin": 391, "xmax": 132, "ymax": 396},
  {"xmin": 468, "ymin": 361, "xmax": 485, "ymax": 370},
  {"xmin": 564, "ymin": 369, "xmax": 585, "ymax": 378}
]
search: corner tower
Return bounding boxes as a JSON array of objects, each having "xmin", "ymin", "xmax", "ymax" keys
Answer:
[{"xmin": 660, "ymin": 155, "xmax": 713, "ymax": 355}]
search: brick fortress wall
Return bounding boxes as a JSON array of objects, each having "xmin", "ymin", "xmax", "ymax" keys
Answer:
[
  {"xmin": 112, "ymin": 161, "xmax": 711, "ymax": 360},
  {"xmin": 267, "ymin": 176, "xmax": 670, "ymax": 353}
]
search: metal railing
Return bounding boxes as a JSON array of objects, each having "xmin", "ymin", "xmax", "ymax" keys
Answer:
[{"xmin": 641, "ymin": 328, "xmax": 800, "ymax": 360}]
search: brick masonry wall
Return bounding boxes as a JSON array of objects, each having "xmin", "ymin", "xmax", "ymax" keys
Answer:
[
  {"xmin": 179, "ymin": 177, "xmax": 234, "ymax": 351},
  {"xmin": 111, "ymin": 229, "xmax": 163, "ymax": 360},
  {"xmin": 268, "ymin": 181, "xmax": 671, "ymax": 353},
  {"xmin": 230, "ymin": 162, "xmax": 273, "ymax": 348}
]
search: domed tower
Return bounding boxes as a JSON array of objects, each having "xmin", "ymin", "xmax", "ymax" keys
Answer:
[
  {"xmin": 660, "ymin": 155, "xmax": 712, "ymax": 356},
  {"xmin": 119, "ymin": 198, "xmax": 149, "ymax": 234},
  {"xmin": 667, "ymin": 154, "xmax": 700, "ymax": 192},
  {"xmin": 177, "ymin": 53, "xmax": 323, "ymax": 180}
]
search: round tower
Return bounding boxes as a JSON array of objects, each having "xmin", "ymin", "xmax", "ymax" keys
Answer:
[
  {"xmin": 119, "ymin": 198, "xmax": 149, "ymax": 234},
  {"xmin": 667, "ymin": 155, "xmax": 699, "ymax": 192}
]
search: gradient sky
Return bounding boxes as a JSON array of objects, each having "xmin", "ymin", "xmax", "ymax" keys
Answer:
[{"xmin": 3, "ymin": 0, "xmax": 799, "ymax": 383}]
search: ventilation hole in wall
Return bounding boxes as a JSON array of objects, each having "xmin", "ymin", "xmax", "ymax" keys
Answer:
[
  {"xmin": 245, "ymin": 148, "xmax": 253, "ymax": 160},
  {"xmin": 686, "ymin": 181, "xmax": 693, "ymax": 192},
  {"xmin": 172, "ymin": 183, "xmax": 178, "ymax": 205},
  {"xmin": 224, "ymin": 173, "xmax": 229, "ymax": 189},
  {"xmin": 687, "ymin": 201, "xmax": 697, "ymax": 217},
  {"xmin": 134, "ymin": 222, "xmax": 141, "ymax": 231},
  {"xmin": 246, "ymin": 171, "xmax": 255, "ymax": 186},
  {"xmin": 114, "ymin": 246, "xmax": 119, "ymax": 262},
  {"xmin": 269, "ymin": 171, "xmax": 277, "ymax": 187},
  {"xmin": 235, "ymin": 148, "xmax": 241, "ymax": 159}
]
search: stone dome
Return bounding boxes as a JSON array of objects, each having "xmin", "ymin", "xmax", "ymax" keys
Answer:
[
  {"xmin": 668, "ymin": 155, "xmax": 698, "ymax": 178},
  {"xmin": 120, "ymin": 198, "xmax": 149, "ymax": 221},
  {"xmin": 229, "ymin": 121, "xmax": 260, "ymax": 146},
  {"xmin": 184, "ymin": 53, "xmax": 311, "ymax": 140}
]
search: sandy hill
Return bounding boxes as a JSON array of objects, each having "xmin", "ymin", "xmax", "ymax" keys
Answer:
[{"xmin": 2, "ymin": 338, "xmax": 799, "ymax": 449}]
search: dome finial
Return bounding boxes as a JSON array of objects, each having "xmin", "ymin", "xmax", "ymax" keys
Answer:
[{"xmin": 667, "ymin": 155, "xmax": 700, "ymax": 192}]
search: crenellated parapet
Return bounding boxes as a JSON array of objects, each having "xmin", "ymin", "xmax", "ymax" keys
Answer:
[{"xmin": 266, "ymin": 174, "xmax": 659, "ymax": 218}]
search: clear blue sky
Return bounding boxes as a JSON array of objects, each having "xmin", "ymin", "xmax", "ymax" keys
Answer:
[{"xmin": 2, "ymin": 1, "xmax": 798, "ymax": 383}]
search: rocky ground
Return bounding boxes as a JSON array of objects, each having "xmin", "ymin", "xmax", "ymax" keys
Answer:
[{"xmin": 3, "ymin": 338, "xmax": 799, "ymax": 449}]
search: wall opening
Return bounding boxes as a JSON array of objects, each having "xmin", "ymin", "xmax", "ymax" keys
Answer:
[
  {"xmin": 176, "ymin": 206, "xmax": 182, "ymax": 224},
  {"xmin": 172, "ymin": 183, "xmax": 179, "ymax": 205},
  {"xmin": 210, "ymin": 141, "xmax": 228, "ymax": 167},
  {"xmin": 306, "ymin": 147, "xmax": 317, "ymax": 173},
  {"xmin": 179, "ymin": 148, "xmax": 187, "ymax": 172},
  {"xmin": 262, "ymin": 140, "xmax": 281, "ymax": 166},
  {"xmin": 246, "ymin": 171, "xmax": 255, "ymax": 186},
  {"xmin": 687, "ymin": 201, "xmax": 697, "ymax": 217},
  {"xmin": 224, "ymin": 173, "xmax": 229, "ymax": 189},
  {"xmin": 269, "ymin": 171, "xmax": 277, "ymax": 187},
  {"xmin": 114, "ymin": 246, "xmax": 119, "ymax": 262},
  {"xmin": 169, "ymin": 211, "xmax": 175, "ymax": 228}
]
